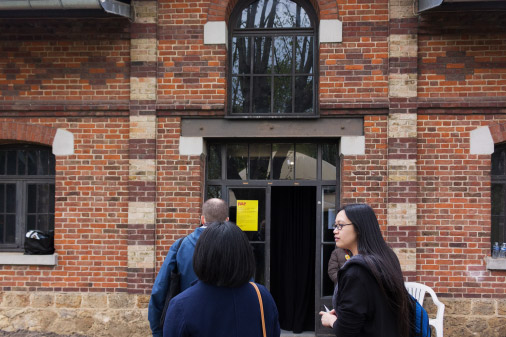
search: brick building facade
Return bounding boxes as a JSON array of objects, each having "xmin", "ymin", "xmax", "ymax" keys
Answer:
[{"xmin": 0, "ymin": 0, "xmax": 505, "ymax": 336}]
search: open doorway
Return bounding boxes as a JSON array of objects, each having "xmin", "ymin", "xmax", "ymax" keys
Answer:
[{"xmin": 270, "ymin": 186, "xmax": 316, "ymax": 333}]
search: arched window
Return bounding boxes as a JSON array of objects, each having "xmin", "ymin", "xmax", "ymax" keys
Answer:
[
  {"xmin": 0, "ymin": 145, "xmax": 55, "ymax": 251},
  {"xmin": 229, "ymin": 0, "xmax": 317, "ymax": 117},
  {"xmin": 492, "ymin": 143, "xmax": 506, "ymax": 249}
]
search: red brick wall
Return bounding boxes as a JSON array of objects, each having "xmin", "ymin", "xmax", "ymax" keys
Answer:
[
  {"xmin": 419, "ymin": 12, "xmax": 506, "ymax": 101},
  {"xmin": 418, "ymin": 115, "xmax": 506, "ymax": 298},
  {"xmin": 0, "ymin": 118, "xmax": 129, "ymax": 292},
  {"xmin": 155, "ymin": 118, "xmax": 203, "ymax": 267},
  {"xmin": 0, "ymin": 19, "xmax": 130, "ymax": 103}
]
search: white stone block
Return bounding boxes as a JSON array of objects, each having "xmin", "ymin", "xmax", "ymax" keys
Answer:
[
  {"xmin": 52, "ymin": 129, "xmax": 74, "ymax": 156},
  {"xmin": 204, "ymin": 21, "xmax": 227, "ymax": 47},
  {"xmin": 339, "ymin": 136, "xmax": 365, "ymax": 155},
  {"xmin": 179, "ymin": 137, "xmax": 204, "ymax": 156},
  {"xmin": 319, "ymin": 19, "xmax": 342, "ymax": 43},
  {"xmin": 470, "ymin": 126, "xmax": 494, "ymax": 154}
]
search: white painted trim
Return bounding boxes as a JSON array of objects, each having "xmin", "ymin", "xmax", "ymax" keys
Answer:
[
  {"xmin": 470, "ymin": 126, "xmax": 494, "ymax": 154},
  {"xmin": 339, "ymin": 136, "xmax": 365, "ymax": 155},
  {"xmin": 179, "ymin": 136, "xmax": 204, "ymax": 156},
  {"xmin": 319, "ymin": 19, "xmax": 342, "ymax": 43},
  {"xmin": 52, "ymin": 129, "xmax": 74, "ymax": 156},
  {"xmin": 204, "ymin": 21, "xmax": 227, "ymax": 48},
  {"xmin": 0, "ymin": 253, "xmax": 58, "ymax": 266}
]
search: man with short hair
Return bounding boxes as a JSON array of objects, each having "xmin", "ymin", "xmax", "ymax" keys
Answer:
[{"xmin": 148, "ymin": 198, "xmax": 229, "ymax": 337}]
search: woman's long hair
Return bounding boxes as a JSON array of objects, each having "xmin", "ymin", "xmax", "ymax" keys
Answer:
[{"xmin": 340, "ymin": 204, "xmax": 411, "ymax": 337}]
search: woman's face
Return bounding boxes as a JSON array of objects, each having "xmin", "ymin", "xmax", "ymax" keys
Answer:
[{"xmin": 334, "ymin": 210, "xmax": 358, "ymax": 253}]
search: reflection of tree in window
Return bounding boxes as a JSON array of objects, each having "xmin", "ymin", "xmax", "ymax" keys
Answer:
[{"xmin": 230, "ymin": 0, "xmax": 315, "ymax": 115}]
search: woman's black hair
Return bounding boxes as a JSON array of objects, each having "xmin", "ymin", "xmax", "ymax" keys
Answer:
[
  {"xmin": 193, "ymin": 221, "xmax": 255, "ymax": 287},
  {"xmin": 339, "ymin": 204, "xmax": 412, "ymax": 337}
]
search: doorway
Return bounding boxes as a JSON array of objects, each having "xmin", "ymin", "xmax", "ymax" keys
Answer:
[{"xmin": 270, "ymin": 186, "xmax": 316, "ymax": 333}]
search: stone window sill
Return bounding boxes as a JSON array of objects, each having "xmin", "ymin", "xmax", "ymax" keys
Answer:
[
  {"xmin": 0, "ymin": 253, "xmax": 58, "ymax": 266},
  {"xmin": 485, "ymin": 257, "xmax": 506, "ymax": 270}
]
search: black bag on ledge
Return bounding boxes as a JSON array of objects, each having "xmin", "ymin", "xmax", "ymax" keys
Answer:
[{"xmin": 24, "ymin": 230, "xmax": 55, "ymax": 255}]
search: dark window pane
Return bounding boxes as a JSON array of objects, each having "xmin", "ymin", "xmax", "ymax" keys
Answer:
[
  {"xmin": 251, "ymin": 242, "xmax": 265, "ymax": 285},
  {"xmin": 322, "ymin": 186, "xmax": 337, "ymax": 242},
  {"xmin": 28, "ymin": 184, "xmax": 37, "ymax": 213},
  {"xmin": 273, "ymin": 76, "xmax": 292, "ymax": 113},
  {"xmin": 491, "ymin": 184, "xmax": 504, "ymax": 216},
  {"xmin": 38, "ymin": 149, "xmax": 49, "ymax": 175},
  {"xmin": 232, "ymin": 37, "xmax": 251, "ymax": 74},
  {"xmin": 492, "ymin": 148, "xmax": 506, "ymax": 175},
  {"xmin": 206, "ymin": 186, "xmax": 222, "ymax": 199},
  {"xmin": 6, "ymin": 184, "xmax": 15, "ymax": 213},
  {"xmin": 17, "ymin": 150, "xmax": 26, "ymax": 175},
  {"xmin": 48, "ymin": 153, "xmax": 56, "ymax": 175},
  {"xmin": 0, "ymin": 217, "xmax": 3, "ymax": 243},
  {"xmin": 254, "ymin": 37, "xmax": 272, "ymax": 74},
  {"xmin": 27, "ymin": 150, "xmax": 37, "ymax": 175},
  {"xmin": 0, "ymin": 184, "xmax": 4, "ymax": 212},
  {"xmin": 322, "ymin": 144, "xmax": 338, "ymax": 180},
  {"xmin": 49, "ymin": 184, "xmax": 55, "ymax": 213},
  {"xmin": 296, "ymin": 36, "xmax": 313, "ymax": 74},
  {"xmin": 207, "ymin": 144, "xmax": 222, "ymax": 180},
  {"xmin": 7, "ymin": 151, "xmax": 16, "ymax": 175},
  {"xmin": 294, "ymin": 75, "xmax": 313, "ymax": 113},
  {"xmin": 27, "ymin": 215, "xmax": 36, "ymax": 231},
  {"xmin": 272, "ymin": 143, "xmax": 294, "ymax": 179},
  {"xmin": 37, "ymin": 215, "xmax": 48, "ymax": 232},
  {"xmin": 295, "ymin": 143, "xmax": 317, "ymax": 180},
  {"xmin": 37, "ymin": 184, "xmax": 50, "ymax": 213},
  {"xmin": 274, "ymin": 36, "xmax": 292, "ymax": 74},
  {"xmin": 235, "ymin": 0, "xmax": 311, "ymax": 29},
  {"xmin": 252, "ymin": 77, "xmax": 271, "ymax": 113},
  {"xmin": 250, "ymin": 144, "xmax": 271, "ymax": 179},
  {"xmin": 231, "ymin": 77, "xmax": 251, "ymax": 114},
  {"xmin": 48, "ymin": 213, "xmax": 55, "ymax": 231},
  {"xmin": 0, "ymin": 151, "xmax": 5, "ymax": 175},
  {"xmin": 5, "ymin": 215, "xmax": 16, "ymax": 243},
  {"xmin": 227, "ymin": 144, "xmax": 248, "ymax": 180}
]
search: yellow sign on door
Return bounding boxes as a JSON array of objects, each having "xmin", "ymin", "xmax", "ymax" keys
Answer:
[{"xmin": 236, "ymin": 200, "xmax": 258, "ymax": 231}]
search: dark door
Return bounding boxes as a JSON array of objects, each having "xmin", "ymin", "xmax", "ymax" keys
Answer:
[{"xmin": 270, "ymin": 186, "xmax": 316, "ymax": 333}]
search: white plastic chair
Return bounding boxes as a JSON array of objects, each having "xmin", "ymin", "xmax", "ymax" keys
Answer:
[{"xmin": 405, "ymin": 282, "xmax": 445, "ymax": 337}]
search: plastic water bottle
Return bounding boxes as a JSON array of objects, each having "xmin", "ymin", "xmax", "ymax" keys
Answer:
[
  {"xmin": 492, "ymin": 242, "xmax": 500, "ymax": 259},
  {"xmin": 500, "ymin": 243, "xmax": 506, "ymax": 259}
]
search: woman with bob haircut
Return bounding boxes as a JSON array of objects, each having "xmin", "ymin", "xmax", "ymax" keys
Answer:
[
  {"xmin": 319, "ymin": 204, "xmax": 412, "ymax": 337},
  {"xmin": 163, "ymin": 221, "xmax": 280, "ymax": 337}
]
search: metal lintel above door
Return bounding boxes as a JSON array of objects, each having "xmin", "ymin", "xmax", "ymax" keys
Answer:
[{"xmin": 181, "ymin": 118, "xmax": 363, "ymax": 138}]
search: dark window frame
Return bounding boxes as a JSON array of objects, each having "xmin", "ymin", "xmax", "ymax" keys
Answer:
[
  {"xmin": 227, "ymin": 0, "xmax": 319, "ymax": 118},
  {"xmin": 0, "ymin": 145, "xmax": 55, "ymax": 252}
]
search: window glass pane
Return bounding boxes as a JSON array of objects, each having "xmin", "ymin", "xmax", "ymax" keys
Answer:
[
  {"xmin": 49, "ymin": 184, "xmax": 55, "ymax": 214},
  {"xmin": 7, "ymin": 151, "xmax": 16, "ymax": 175},
  {"xmin": 38, "ymin": 149, "xmax": 49, "ymax": 175},
  {"xmin": 322, "ymin": 144, "xmax": 338, "ymax": 180},
  {"xmin": 0, "ymin": 151, "xmax": 5, "ymax": 175},
  {"xmin": 49, "ymin": 153, "xmax": 56, "ymax": 175},
  {"xmin": 5, "ymin": 215, "xmax": 15, "ymax": 244},
  {"xmin": 272, "ymin": 143, "xmax": 294, "ymax": 179},
  {"xmin": 207, "ymin": 144, "xmax": 222, "ymax": 180},
  {"xmin": 254, "ymin": 37, "xmax": 272, "ymax": 74},
  {"xmin": 206, "ymin": 186, "xmax": 222, "ymax": 199},
  {"xmin": 6, "ymin": 184, "xmax": 15, "ymax": 213},
  {"xmin": 27, "ymin": 150, "xmax": 37, "ymax": 175},
  {"xmin": 274, "ymin": 36, "xmax": 292, "ymax": 74},
  {"xmin": 491, "ymin": 184, "xmax": 504, "ymax": 216},
  {"xmin": 322, "ymin": 186, "xmax": 336, "ymax": 242},
  {"xmin": 228, "ymin": 188, "xmax": 266, "ymax": 241},
  {"xmin": 250, "ymin": 143, "xmax": 271, "ymax": 179},
  {"xmin": 252, "ymin": 77, "xmax": 271, "ymax": 113},
  {"xmin": 231, "ymin": 77, "xmax": 251, "ymax": 114},
  {"xmin": 322, "ymin": 244, "xmax": 336, "ymax": 297},
  {"xmin": 27, "ymin": 215, "xmax": 36, "ymax": 231},
  {"xmin": 295, "ymin": 143, "xmax": 317, "ymax": 180},
  {"xmin": 252, "ymin": 242, "xmax": 265, "ymax": 284},
  {"xmin": 296, "ymin": 36, "xmax": 313, "ymax": 74},
  {"xmin": 273, "ymin": 76, "xmax": 292, "ymax": 113},
  {"xmin": 0, "ymin": 217, "xmax": 3, "ymax": 243},
  {"xmin": 235, "ymin": 0, "xmax": 311, "ymax": 29},
  {"xmin": 227, "ymin": 144, "xmax": 248, "ymax": 180},
  {"xmin": 294, "ymin": 75, "xmax": 313, "ymax": 113},
  {"xmin": 17, "ymin": 150, "xmax": 26, "ymax": 175},
  {"xmin": 0, "ymin": 184, "xmax": 4, "ymax": 212},
  {"xmin": 232, "ymin": 37, "xmax": 251, "ymax": 74},
  {"xmin": 37, "ymin": 184, "xmax": 50, "ymax": 213},
  {"xmin": 28, "ymin": 184, "xmax": 37, "ymax": 213}
]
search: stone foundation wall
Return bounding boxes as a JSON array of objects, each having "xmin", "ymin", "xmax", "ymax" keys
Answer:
[{"xmin": 0, "ymin": 292, "xmax": 149, "ymax": 337}]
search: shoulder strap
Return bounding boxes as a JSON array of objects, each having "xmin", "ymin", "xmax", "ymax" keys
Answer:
[
  {"xmin": 250, "ymin": 282, "xmax": 266, "ymax": 337},
  {"xmin": 172, "ymin": 235, "xmax": 186, "ymax": 273}
]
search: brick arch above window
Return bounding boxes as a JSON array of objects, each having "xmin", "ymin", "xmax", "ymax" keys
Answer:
[
  {"xmin": 0, "ymin": 122, "xmax": 74, "ymax": 156},
  {"xmin": 489, "ymin": 123, "xmax": 506, "ymax": 145},
  {"xmin": 206, "ymin": 0, "xmax": 339, "ymax": 23}
]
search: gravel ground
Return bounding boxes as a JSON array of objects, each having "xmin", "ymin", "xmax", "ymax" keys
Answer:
[{"xmin": 0, "ymin": 331, "xmax": 86, "ymax": 337}]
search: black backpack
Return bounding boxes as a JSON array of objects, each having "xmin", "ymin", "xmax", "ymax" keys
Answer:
[{"xmin": 24, "ymin": 230, "xmax": 55, "ymax": 255}]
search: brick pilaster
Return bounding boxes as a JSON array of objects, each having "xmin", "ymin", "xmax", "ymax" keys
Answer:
[
  {"xmin": 388, "ymin": 0, "xmax": 418, "ymax": 280},
  {"xmin": 127, "ymin": 0, "xmax": 158, "ymax": 294}
]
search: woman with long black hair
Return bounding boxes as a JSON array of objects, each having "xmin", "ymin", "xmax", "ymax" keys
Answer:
[{"xmin": 319, "ymin": 204, "xmax": 412, "ymax": 337}]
